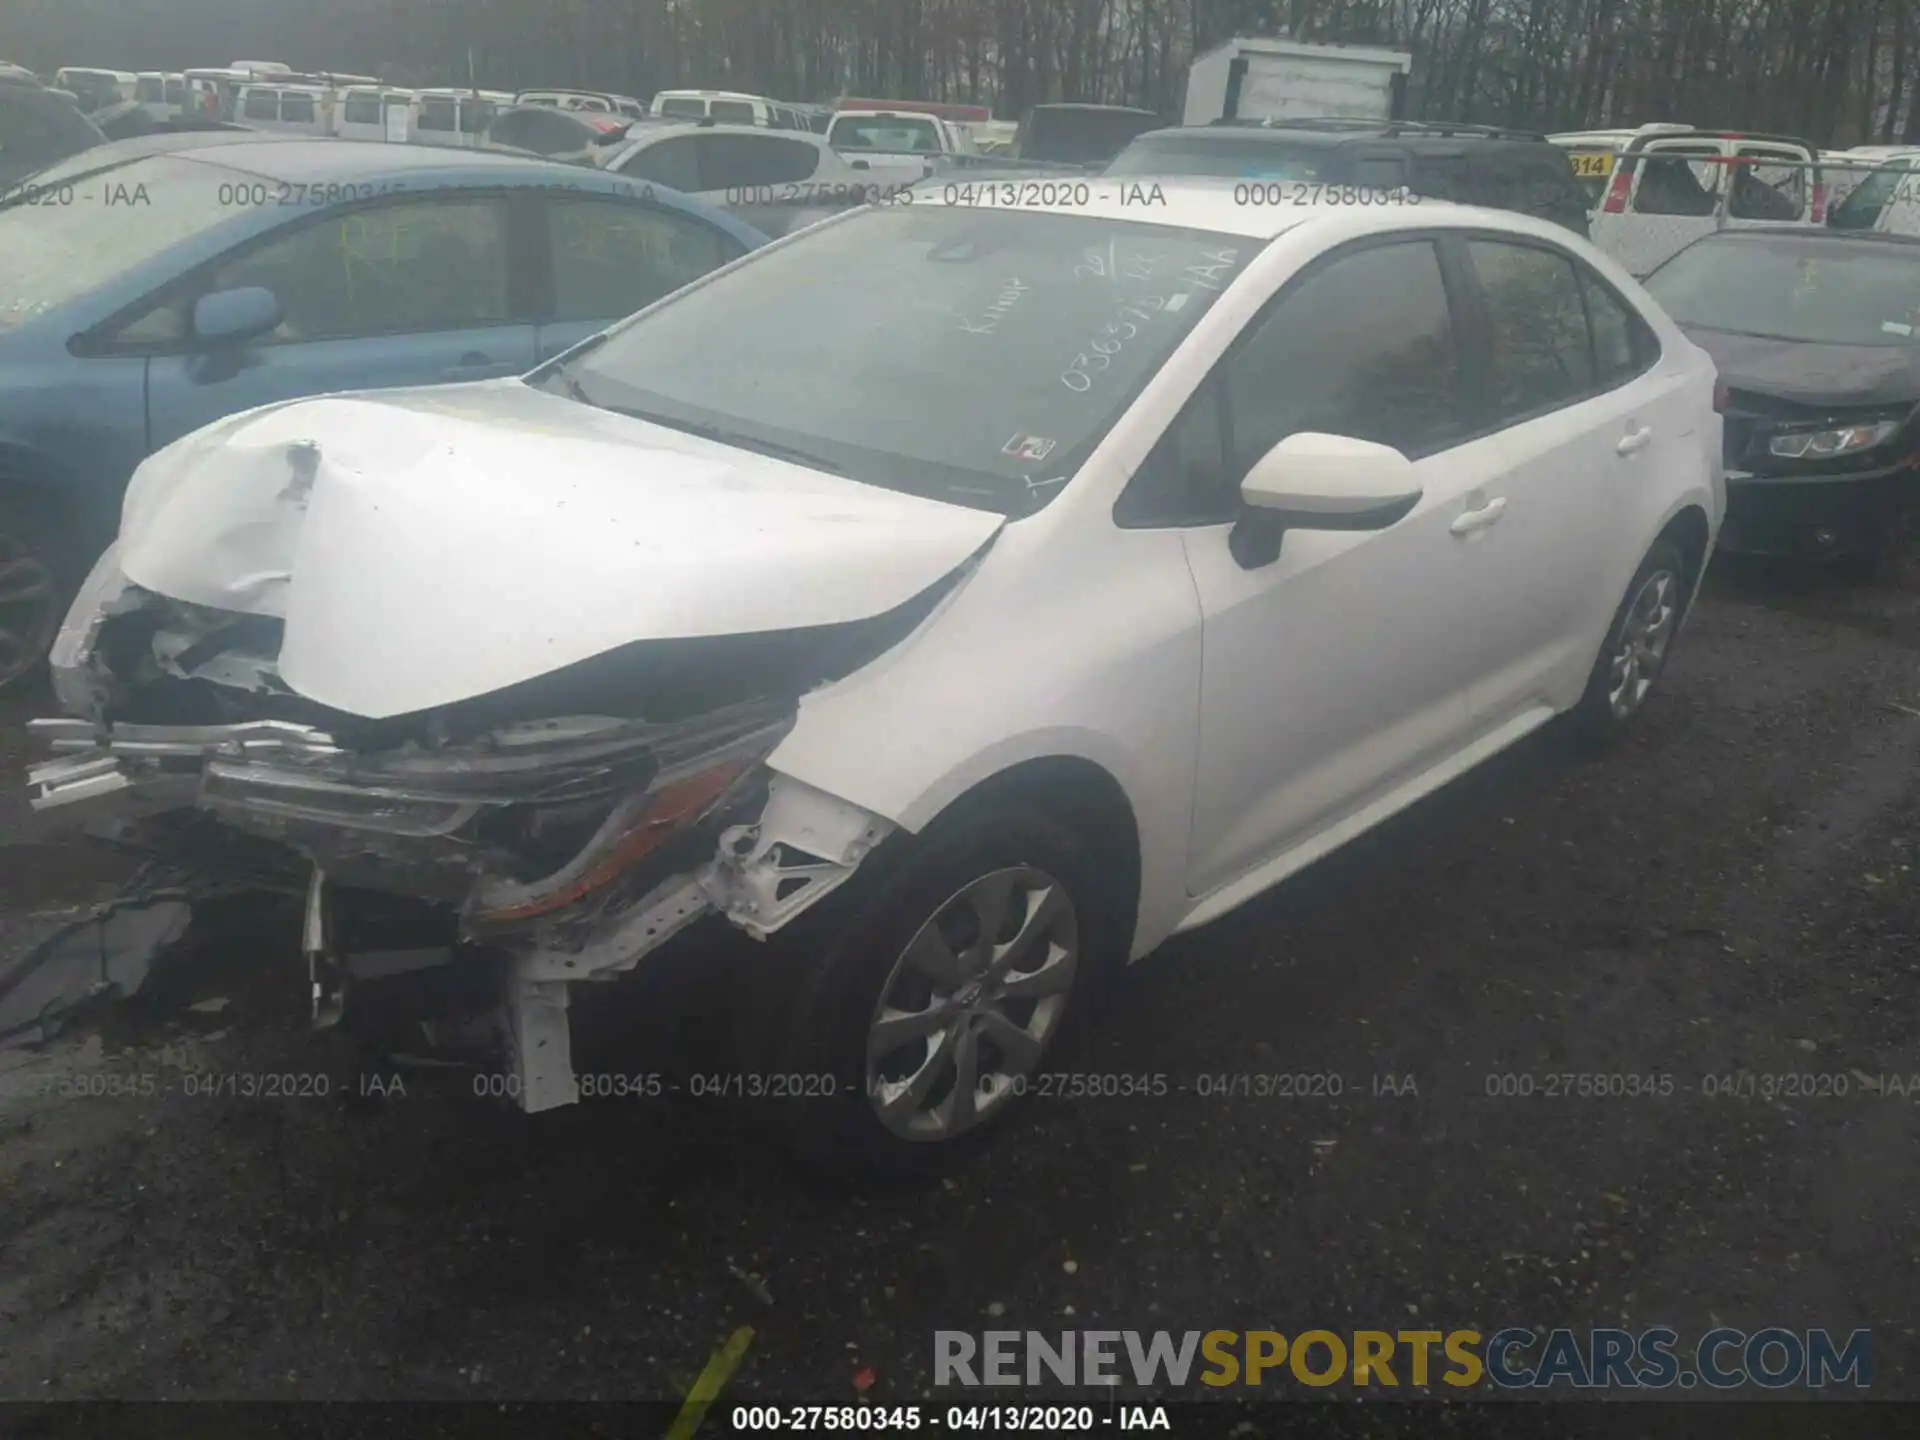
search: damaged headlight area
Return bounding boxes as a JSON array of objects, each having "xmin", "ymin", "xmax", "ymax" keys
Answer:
[{"xmin": 25, "ymin": 585, "xmax": 907, "ymax": 1114}]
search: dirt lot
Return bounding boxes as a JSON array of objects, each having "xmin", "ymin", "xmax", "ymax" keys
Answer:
[{"xmin": 1, "ymin": 558, "xmax": 1918, "ymax": 1416}]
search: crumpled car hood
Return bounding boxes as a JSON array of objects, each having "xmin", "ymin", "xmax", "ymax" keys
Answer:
[
  {"xmin": 117, "ymin": 381, "xmax": 1004, "ymax": 720},
  {"xmin": 1682, "ymin": 326, "xmax": 1920, "ymax": 409}
]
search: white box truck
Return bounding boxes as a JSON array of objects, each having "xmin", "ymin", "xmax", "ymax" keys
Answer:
[{"xmin": 1183, "ymin": 37, "xmax": 1413, "ymax": 126}]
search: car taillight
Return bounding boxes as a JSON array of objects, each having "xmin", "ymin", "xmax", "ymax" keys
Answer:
[
  {"xmin": 1713, "ymin": 381, "xmax": 1730, "ymax": 413},
  {"xmin": 1601, "ymin": 165, "xmax": 1632, "ymax": 213},
  {"xmin": 1812, "ymin": 180, "xmax": 1827, "ymax": 223}
]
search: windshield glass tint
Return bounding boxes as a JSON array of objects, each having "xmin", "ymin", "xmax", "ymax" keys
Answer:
[
  {"xmin": 566, "ymin": 205, "xmax": 1253, "ymax": 514},
  {"xmin": 1106, "ymin": 136, "xmax": 1328, "ymax": 180},
  {"xmin": 1646, "ymin": 235, "xmax": 1920, "ymax": 347},
  {"xmin": 0, "ymin": 156, "xmax": 242, "ymax": 329}
]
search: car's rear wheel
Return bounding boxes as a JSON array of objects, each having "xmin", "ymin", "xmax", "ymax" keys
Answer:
[
  {"xmin": 742, "ymin": 803, "xmax": 1106, "ymax": 1180},
  {"xmin": 0, "ymin": 491, "xmax": 70, "ymax": 696},
  {"xmin": 1571, "ymin": 538, "xmax": 1688, "ymax": 746}
]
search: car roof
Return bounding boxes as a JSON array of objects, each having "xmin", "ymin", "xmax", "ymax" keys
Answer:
[
  {"xmin": 907, "ymin": 174, "xmax": 1575, "ymax": 242},
  {"xmin": 1127, "ymin": 123, "xmax": 1558, "ymax": 151}
]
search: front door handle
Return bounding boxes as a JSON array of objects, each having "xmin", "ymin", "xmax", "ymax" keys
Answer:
[
  {"xmin": 1617, "ymin": 425, "xmax": 1653, "ymax": 455},
  {"xmin": 1450, "ymin": 496, "xmax": 1508, "ymax": 535}
]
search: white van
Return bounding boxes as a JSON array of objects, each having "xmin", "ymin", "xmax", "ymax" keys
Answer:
[
  {"xmin": 412, "ymin": 88, "xmax": 514, "ymax": 147},
  {"xmin": 649, "ymin": 89, "xmax": 776, "ymax": 126},
  {"xmin": 1551, "ymin": 126, "xmax": 1824, "ymax": 276},
  {"xmin": 236, "ymin": 82, "xmax": 336, "ymax": 135},
  {"xmin": 1825, "ymin": 149, "xmax": 1920, "ymax": 236},
  {"xmin": 335, "ymin": 85, "xmax": 416, "ymax": 141}
]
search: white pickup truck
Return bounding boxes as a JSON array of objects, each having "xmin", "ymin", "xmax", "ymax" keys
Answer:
[{"xmin": 823, "ymin": 108, "xmax": 964, "ymax": 180}]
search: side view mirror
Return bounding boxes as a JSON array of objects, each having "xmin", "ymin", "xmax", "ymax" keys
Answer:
[
  {"xmin": 193, "ymin": 286, "xmax": 282, "ymax": 346},
  {"xmin": 1229, "ymin": 432, "xmax": 1423, "ymax": 569}
]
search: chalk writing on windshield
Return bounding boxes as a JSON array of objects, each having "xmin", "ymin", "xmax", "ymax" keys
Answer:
[
  {"xmin": 956, "ymin": 277, "xmax": 1030, "ymax": 335},
  {"xmin": 1060, "ymin": 294, "xmax": 1168, "ymax": 393},
  {"xmin": 1180, "ymin": 248, "xmax": 1242, "ymax": 293},
  {"xmin": 1074, "ymin": 239, "xmax": 1168, "ymax": 283}
]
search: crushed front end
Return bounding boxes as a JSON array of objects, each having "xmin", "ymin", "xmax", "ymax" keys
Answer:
[{"xmin": 25, "ymin": 554, "xmax": 901, "ymax": 1111}]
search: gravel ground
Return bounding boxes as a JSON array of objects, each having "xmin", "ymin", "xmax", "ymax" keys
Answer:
[{"xmin": 1, "ymin": 557, "xmax": 1918, "ymax": 1418}]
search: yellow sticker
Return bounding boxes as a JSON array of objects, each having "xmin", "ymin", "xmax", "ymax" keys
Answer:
[{"xmin": 1568, "ymin": 152, "xmax": 1615, "ymax": 177}]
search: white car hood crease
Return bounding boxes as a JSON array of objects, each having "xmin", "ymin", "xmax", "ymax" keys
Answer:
[{"xmin": 117, "ymin": 382, "xmax": 1005, "ymax": 720}]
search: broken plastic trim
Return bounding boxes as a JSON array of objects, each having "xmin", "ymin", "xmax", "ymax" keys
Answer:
[{"xmin": 466, "ymin": 710, "xmax": 793, "ymax": 928}]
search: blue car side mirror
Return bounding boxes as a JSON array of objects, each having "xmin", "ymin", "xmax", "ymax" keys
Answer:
[{"xmin": 193, "ymin": 286, "xmax": 282, "ymax": 345}]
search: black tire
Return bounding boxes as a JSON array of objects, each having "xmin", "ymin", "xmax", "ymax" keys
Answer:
[
  {"xmin": 734, "ymin": 800, "xmax": 1113, "ymax": 1182},
  {"xmin": 0, "ymin": 488, "xmax": 76, "ymax": 697},
  {"xmin": 1570, "ymin": 538, "xmax": 1690, "ymax": 749}
]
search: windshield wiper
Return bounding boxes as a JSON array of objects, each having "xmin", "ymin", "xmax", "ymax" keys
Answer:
[{"xmin": 600, "ymin": 406, "xmax": 849, "ymax": 475}]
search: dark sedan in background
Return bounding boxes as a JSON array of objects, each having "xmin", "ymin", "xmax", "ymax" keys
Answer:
[{"xmin": 1644, "ymin": 227, "xmax": 1920, "ymax": 577}]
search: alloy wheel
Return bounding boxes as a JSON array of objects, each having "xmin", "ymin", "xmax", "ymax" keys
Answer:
[
  {"xmin": 865, "ymin": 866, "xmax": 1079, "ymax": 1142},
  {"xmin": 1606, "ymin": 566, "xmax": 1679, "ymax": 720}
]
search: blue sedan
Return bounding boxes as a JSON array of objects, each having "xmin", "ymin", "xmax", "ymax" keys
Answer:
[{"xmin": 0, "ymin": 134, "xmax": 768, "ymax": 688}]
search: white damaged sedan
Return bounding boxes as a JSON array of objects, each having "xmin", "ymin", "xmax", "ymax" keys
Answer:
[{"xmin": 26, "ymin": 183, "xmax": 1723, "ymax": 1174}]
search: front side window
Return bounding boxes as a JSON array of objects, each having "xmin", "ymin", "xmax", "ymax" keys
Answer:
[
  {"xmin": 1830, "ymin": 158, "xmax": 1915, "ymax": 230},
  {"xmin": 242, "ymin": 90, "xmax": 278, "ymax": 121},
  {"xmin": 710, "ymin": 100, "xmax": 756, "ymax": 125},
  {"xmin": 343, "ymin": 94, "xmax": 381, "ymax": 125},
  {"xmin": 417, "ymin": 97, "xmax": 456, "ymax": 132},
  {"xmin": 557, "ymin": 206, "xmax": 1251, "ymax": 514},
  {"xmin": 545, "ymin": 197, "xmax": 740, "ymax": 322},
  {"xmin": 1119, "ymin": 240, "xmax": 1464, "ymax": 526},
  {"xmin": 1465, "ymin": 239, "xmax": 1594, "ymax": 417},
  {"xmin": 659, "ymin": 96, "xmax": 705, "ymax": 119},
  {"xmin": 280, "ymin": 93, "xmax": 316, "ymax": 124},
  {"xmin": 122, "ymin": 197, "xmax": 513, "ymax": 346}
]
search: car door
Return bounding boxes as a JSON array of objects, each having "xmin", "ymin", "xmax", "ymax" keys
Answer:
[
  {"xmin": 1610, "ymin": 138, "xmax": 1725, "ymax": 275},
  {"xmin": 531, "ymin": 192, "xmax": 750, "ymax": 361},
  {"xmin": 1444, "ymin": 233, "xmax": 1656, "ymax": 729},
  {"xmin": 1122, "ymin": 236, "xmax": 1512, "ymax": 900},
  {"xmin": 134, "ymin": 192, "xmax": 538, "ymax": 452}
]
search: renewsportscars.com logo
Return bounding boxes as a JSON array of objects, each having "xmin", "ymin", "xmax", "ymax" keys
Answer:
[{"xmin": 934, "ymin": 1327, "xmax": 1873, "ymax": 1391}]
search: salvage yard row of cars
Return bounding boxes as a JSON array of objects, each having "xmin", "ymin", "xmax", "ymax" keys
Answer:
[{"xmin": 6, "ymin": 108, "xmax": 1920, "ymax": 1176}]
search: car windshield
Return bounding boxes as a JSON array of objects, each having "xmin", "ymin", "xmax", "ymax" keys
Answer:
[
  {"xmin": 1829, "ymin": 158, "xmax": 1916, "ymax": 230},
  {"xmin": 1106, "ymin": 135, "xmax": 1328, "ymax": 181},
  {"xmin": 830, "ymin": 114, "xmax": 942, "ymax": 153},
  {"xmin": 1647, "ymin": 235, "xmax": 1920, "ymax": 348},
  {"xmin": 556, "ymin": 205, "xmax": 1254, "ymax": 515},
  {"xmin": 0, "ymin": 155, "xmax": 245, "ymax": 329}
]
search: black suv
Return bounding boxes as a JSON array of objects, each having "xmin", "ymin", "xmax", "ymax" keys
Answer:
[{"xmin": 1105, "ymin": 118, "xmax": 1593, "ymax": 237}]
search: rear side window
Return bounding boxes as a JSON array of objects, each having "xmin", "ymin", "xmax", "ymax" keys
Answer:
[
  {"xmin": 343, "ymin": 94, "xmax": 381, "ymax": 125},
  {"xmin": 695, "ymin": 134, "xmax": 819, "ymax": 188},
  {"xmin": 1729, "ymin": 150, "xmax": 1805, "ymax": 219},
  {"xmin": 418, "ymin": 97, "xmax": 456, "ymax": 132},
  {"xmin": 242, "ymin": 90, "xmax": 278, "ymax": 121},
  {"xmin": 545, "ymin": 196, "xmax": 742, "ymax": 322},
  {"xmin": 1632, "ymin": 144, "xmax": 1721, "ymax": 215},
  {"xmin": 622, "ymin": 135, "xmax": 701, "ymax": 191},
  {"xmin": 1579, "ymin": 269, "xmax": 1657, "ymax": 387},
  {"xmin": 164, "ymin": 78, "xmax": 186, "ymax": 104},
  {"xmin": 1465, "ymin": 239, "xmax": 1595, "ymax": 418},
  {"xmin": 1409, "ymin": 153, "xmax": 1467, "ymax": 201},
  {"xmin": 659, "ymin": 96, "xmax": 705, "ymax": 119},
  {"xmin": 711, "ymin": 100, "xmax": 756, "ymax": 125},
  {"xmin": 281, "ymin": 93, "xmax": 316, "ymax": 124}
]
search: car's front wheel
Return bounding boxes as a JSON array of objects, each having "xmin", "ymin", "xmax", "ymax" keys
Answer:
[
  {"xmin": 748, "ymin": 803, "xmax": 1105, "ymax": 1179},
  {"xmin": 1571, "ymin": 537, "xmax": 1689, "ymax": 746}
]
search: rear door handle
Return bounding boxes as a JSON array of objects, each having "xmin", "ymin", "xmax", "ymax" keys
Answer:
[
  {"xmin": 1450, "ymin": 496, "xmax": 1507, "ymax": 535},
  {"xmin": 1617, "ymin": 425, "xmax": 1653, "ymax": 455}
]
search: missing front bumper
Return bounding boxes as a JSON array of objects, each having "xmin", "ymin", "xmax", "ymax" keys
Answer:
[{"xmin": 22, "ymin": 711, "xmax": 896, "ymax": 1113}]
